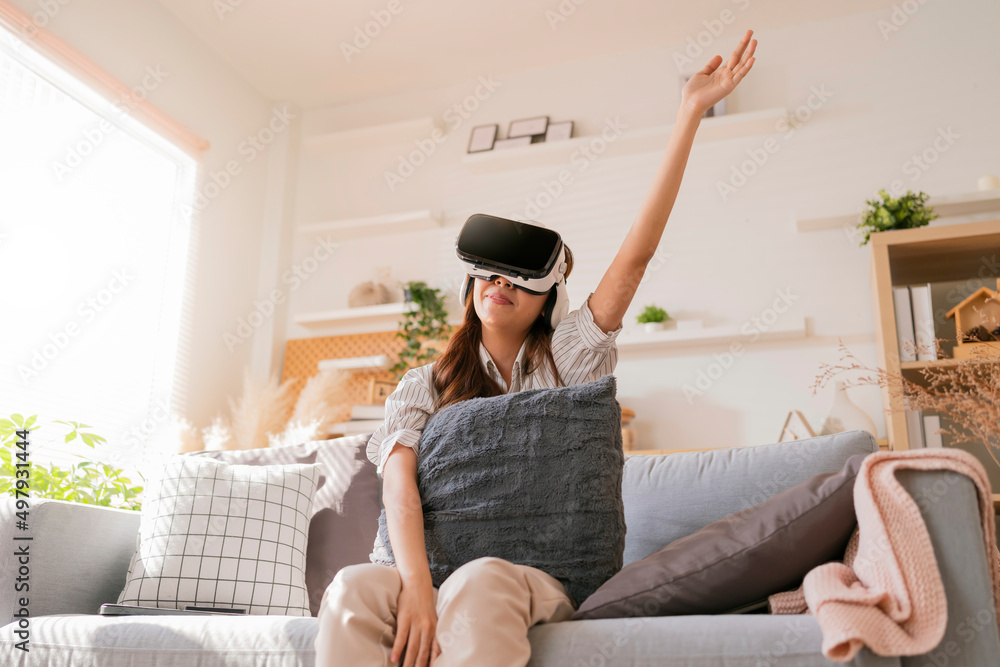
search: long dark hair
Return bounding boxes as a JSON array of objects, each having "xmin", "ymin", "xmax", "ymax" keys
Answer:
[{"xmin": 430, "ymin": 244, "xmax": 574, "ymax": 412}]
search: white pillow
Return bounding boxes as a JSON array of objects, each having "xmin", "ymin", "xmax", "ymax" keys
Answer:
[{"xmin": 116, "ymin": 455, "xmax": 322, "ymax": 616}]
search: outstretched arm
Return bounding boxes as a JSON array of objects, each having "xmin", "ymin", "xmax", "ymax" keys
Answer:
[{"xmin": 588, "ymin": 29, "xmax": 757, "ymax": 335}]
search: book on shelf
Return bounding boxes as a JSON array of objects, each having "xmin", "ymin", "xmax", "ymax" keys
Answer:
[
  {"xmin": 909, "ymin": 283, "xmax": 938, "ymax": 361},
  {"xmin": 892, "ymin": 286, "xmax": 917, "ymax": 363},
  {"xmin": 894, "ymin": 277, "xmax": 998, "ymax": 363},
  {"xmin": 905, "ymin": 409, "xmax": 924, "ymax": 449},
  {"xmin": 922, "ymin": 414, "xmax": 943, "ymax": 448}
]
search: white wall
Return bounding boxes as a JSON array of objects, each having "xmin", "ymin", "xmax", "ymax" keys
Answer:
[
  {"xmin": 11, "ymin": 0, "xmax": 281, "ymax": 428},
  {"xmin": 284, "ymin": 0, "xmax": 1000, "ymax": 450}
]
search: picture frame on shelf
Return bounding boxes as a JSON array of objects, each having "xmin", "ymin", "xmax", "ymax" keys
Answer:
[
  {"xmin": 368, "ymin": 378, "xmax": 398, "ymax": 405},
  {"xmin": 493, "ymin": 136, "xmax": 533, "ymax": 150},
  {"xmin": 544, "ymin": 120, "xmax": 574, "ymax": 142},
  {"xmin": 679, "ymin": 75, "xmax": 727, "ymax": 118},
  {"xmin": 467, "ymin": 124, "xmax": 498, "ymax": 153},
  {"xmin": 778, "ymin": 410, "xmax": 816, "ymax": 442},
  {"xmin": 508, "ymin": 115, "xmax": 549, "ymax": 139}
]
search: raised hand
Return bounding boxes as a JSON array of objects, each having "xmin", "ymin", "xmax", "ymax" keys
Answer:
[{"xmin": 681, "ymin": 29, "xmax": 757, "ymax": 117}]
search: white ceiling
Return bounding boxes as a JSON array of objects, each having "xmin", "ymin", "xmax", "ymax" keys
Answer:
[{"xmin": 155, "ymin": 0, "xmax": 899, "ymax": 110}]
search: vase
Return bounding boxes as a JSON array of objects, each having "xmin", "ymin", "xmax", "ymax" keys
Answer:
[
  {"xmin": 818, "ymin": 380, "xmax": 878, "ymax": 438},
  {"xmin": 643, "ymin": 322, "xmax": 665, "ymax": 333}
]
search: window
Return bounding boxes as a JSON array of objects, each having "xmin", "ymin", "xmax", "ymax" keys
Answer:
[{"xmin": 0, "ymin": 21, "xmax": 199, "ymax": 473}]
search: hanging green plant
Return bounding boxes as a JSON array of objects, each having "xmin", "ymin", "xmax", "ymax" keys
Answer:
[
  {"xmin": 855, "ymin": 189, "xmax": 938, "ymax": 246},
  {"xmin": 389, "ymin": 281, "xmax": 453, "ymax": 381}
]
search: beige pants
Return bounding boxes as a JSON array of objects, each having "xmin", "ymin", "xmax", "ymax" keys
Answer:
[{"xmin": 315, "ymin": 556, "xmax": 576, "ymax": 667}]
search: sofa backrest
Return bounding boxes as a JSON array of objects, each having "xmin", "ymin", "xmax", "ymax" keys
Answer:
[
  {"xmin": 1, "ymin": 429, "xmax": 878, "ymax": 622},
  {"xmin": 620, "ymin": 429, "xmax": 878, "ymax": 567}
]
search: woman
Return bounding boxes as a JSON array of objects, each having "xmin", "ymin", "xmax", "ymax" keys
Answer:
[{"xmin": 315, "ymin": 30, "xmax": 757, "ymax": 667}]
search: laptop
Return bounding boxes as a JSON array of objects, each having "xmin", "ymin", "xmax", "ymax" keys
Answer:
[{"xmin": 98, "ymin": 604, "xmax": 247, "ymax": 616}]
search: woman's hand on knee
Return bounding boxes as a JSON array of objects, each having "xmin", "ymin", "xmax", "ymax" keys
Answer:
[{"xmin": 392, "ymin": 579, "xmax": 439, "ymax": 667}]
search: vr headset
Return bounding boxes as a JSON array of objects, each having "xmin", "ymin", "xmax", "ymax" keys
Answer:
[{"xmin": 455, "ymin": 213, "xmax": 570, "ymax": 330}]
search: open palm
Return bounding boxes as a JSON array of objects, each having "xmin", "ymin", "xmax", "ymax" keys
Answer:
[{"xmin": 682, "ymin": 29, "xmax": 757, "ymax": 116}]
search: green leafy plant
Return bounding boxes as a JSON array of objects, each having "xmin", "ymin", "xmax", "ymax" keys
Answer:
[
  {"xmin": 855, "ymin": 189, "xmax": 938, "ymax": 246},
  {"xmin": 0, "ymin": 414, "xmax": 144, "ymax": 511},
  {"xmin": 636, "ymin": 304, "xmax": 670, "ymax": 324},
  {"xmin": 389, "ymin": 281, "xmax": 453, "ymax": 381}
]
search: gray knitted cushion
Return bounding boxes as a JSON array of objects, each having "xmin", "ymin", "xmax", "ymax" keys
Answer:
[{"xmin": 371, "ymin": 374, "xmax": 625, "ymax": 607}]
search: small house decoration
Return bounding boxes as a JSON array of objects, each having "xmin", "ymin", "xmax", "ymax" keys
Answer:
[{"xmin": 946, "ymin": 278, "xmax": 1000, "ymax": 359}]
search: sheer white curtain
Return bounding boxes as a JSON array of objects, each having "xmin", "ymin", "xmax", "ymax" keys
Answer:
[{"xmin": 0, "ymin": 22, "xmax": 199, "ymax": 472}]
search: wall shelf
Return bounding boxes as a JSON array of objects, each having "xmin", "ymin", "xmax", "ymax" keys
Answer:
[
  {"xmin": 294, "ymin": 301, "xmax": 418, "ymax": 329},
  {"xmin": 461, "ymin": 107, "xmax": 789, "ymax": 175},
  {"xmin": 317, "ymin": 355, "xmax": 390, "ymax": 372},
  {"xmin": 901, "ymin": 357, "xmax": 998, "ymax": 371},
  {"xmin": 797, "ymin": 190, "xmax": 1000, "ymax": 233},
  {"xmin": 297, "ymin": 209, "xmax": 443, "ymax": 242},
  {"xmin": 615, "ymin": 316, "xmax": 807, "ymax": 352},
  {"xmin": 294, "ymin": 301, "xmax": 463, "ymax": 335}
]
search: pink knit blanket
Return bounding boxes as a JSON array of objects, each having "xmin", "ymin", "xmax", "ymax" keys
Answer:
[{"xmin": 768, "ymin": 448, "xmax": 1000, "ymax": 662}]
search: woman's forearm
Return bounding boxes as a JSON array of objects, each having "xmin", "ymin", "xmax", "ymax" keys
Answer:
[
  {"xmin": 620, "ymin": 106, "xmax": 703, "ymax": 262},
  {"xmin": 382, "ymin": 444, "xmax": 434, "ymax": 587}
]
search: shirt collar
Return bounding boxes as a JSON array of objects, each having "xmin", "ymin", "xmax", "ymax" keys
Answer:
[{"xmin": 478, "ymin": 338, "xmax": 531, "ymax": 382}]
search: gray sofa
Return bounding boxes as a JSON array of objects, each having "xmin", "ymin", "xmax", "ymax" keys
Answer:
[{"xmin": 2, "ymin": 429, "xmax": 998, "ymax": 666}]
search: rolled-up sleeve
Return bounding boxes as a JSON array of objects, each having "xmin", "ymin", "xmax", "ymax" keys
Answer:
[
  {"xmin": 365, "ymin": 367, "xmax": 436, "ymax": 476},
  {"xmin": 549, "ymin": 291, "xmax": 624, "ymax": 386}
]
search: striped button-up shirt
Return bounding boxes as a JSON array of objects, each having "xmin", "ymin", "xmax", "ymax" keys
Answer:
[{"xmin": 365, "ymin": 291, "xmax": 623, "ymax": 475}]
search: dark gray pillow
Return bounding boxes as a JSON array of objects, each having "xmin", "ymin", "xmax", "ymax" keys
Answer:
[
  {"xmin": 373, "ymin": 374, "xmax": 625, "ymax": 607},
  {"xmin": 190, "ymin": 433, "xmax": 381, "ymax": 617},
  {"xmin": 573, "ymin": 452, "xmax": 867, "ymax": 619}
]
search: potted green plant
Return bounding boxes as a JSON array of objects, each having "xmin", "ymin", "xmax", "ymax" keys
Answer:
[
  {"xmin": 636, "ymin": 304, "xmax": 670, "ymax": 333},
  {"xmin": 390, "ymin": 281, "xmax": 453, "ymax": 381},
  {"xmin": 855, "ymin": 189, "xmax": 938, "ymax": 246},
  {"xmin": 0, "ymin": 414, "xmax": 145, "ymax": 510}
]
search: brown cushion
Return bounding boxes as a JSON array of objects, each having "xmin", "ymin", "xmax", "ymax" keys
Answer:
[
  {"xmin": 189, "ymin": 433, "xmax": 380, "ymax": 616},
  {"xmin": 572, "ymin": 452, "xmax": 867, "ymax": 619}
]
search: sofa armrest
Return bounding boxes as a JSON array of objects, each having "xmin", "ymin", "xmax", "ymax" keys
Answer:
[
  {"xmin": 896, "ymin": 469, "xmax": 1000, "ymax": 666},
  {"xmin": 0, "ymin": 497, "xmax": 140, "ymax": 624}
]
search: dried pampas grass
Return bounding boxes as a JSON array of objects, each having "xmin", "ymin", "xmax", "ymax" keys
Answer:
[
  {"xmin": 287, "ymin": 368, "xmax": 352, "ymax": 433},
  {"xmin": 201, "ymin": 415, "xmax": 235, "ymax": 452},
  {"xmin": 267, "ymin": 369, "xmax": 352, "ymax": 449},
  {"xmin": 171, "ymin": 367, "xmax": 351, "ymax": 454},
  {"xmin": 268, "ymin": 418, "xmax": 325, "ymax": 449},
  {"xmin": 171, "ymin": 416, "xmax": 204, "ymax": 454},
  {"xmin": 228, "ymin": 368, "xmax": 299, "ymax": 450}
]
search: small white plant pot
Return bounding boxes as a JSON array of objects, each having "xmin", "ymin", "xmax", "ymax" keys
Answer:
[{"xmin": 643, "ymin": 322, "xmax": 666, "ymax": 333}]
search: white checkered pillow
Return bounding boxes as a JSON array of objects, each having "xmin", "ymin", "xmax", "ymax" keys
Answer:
[{"xmin": 117, "ymin": 455, "xmax": 322, "ymax": 616}]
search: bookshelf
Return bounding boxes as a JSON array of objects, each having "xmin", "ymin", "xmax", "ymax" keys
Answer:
[{"xmin": 869, "ymin": 219, "xmax": 1000, "ymax": 505}]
